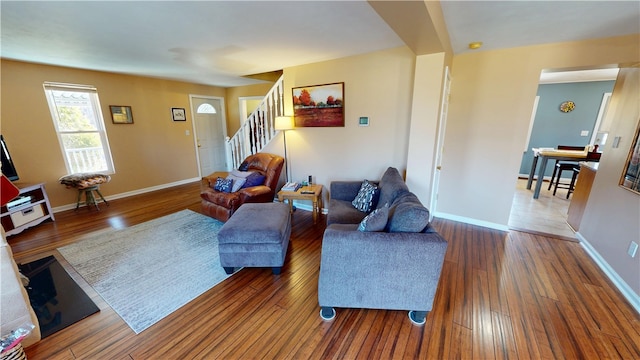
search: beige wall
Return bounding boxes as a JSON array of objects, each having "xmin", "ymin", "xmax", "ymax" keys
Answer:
[
  {"xmin": 281, "ymin": 46, "xmax": 416, "ymax": 189},
  {"xmin": 1, "ymin": 60, "xmax": 225, "ymax": 208},
  {"xmin": 439, "ymin": 34, "xmax": 640, "ymax": 228},
  {"xmin": 225, "ymin": 82, "xmax": 276, "ymax": 135},
  {"xmin": 580, "ymin": 66, "xmax": 640, "ymax": 296}
]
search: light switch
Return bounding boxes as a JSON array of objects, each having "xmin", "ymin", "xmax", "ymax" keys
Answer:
[
  {"xmin": 580, "ymin": 130, "xmax": 589, "ymax": 137},
  {"xmin": 185, "ymin": 130, "xmax": 190, "ymax": 136},
  {"xmin": 613, "ymin": 136, "xmax": 621, "ymax": 148}
]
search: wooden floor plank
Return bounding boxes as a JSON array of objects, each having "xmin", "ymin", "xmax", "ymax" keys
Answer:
[{"xmin": 4, "ymin": 181, "xmax": 637, "ymax": 360}]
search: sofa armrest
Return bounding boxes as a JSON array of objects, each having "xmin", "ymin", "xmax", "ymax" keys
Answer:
[
  {"xmin": 318, "ymin": 224, "xmax": 447, "ymax": 312},
  {"xmin": 330, "ymin": 181, "xmax": 378, "ymax": 202},
  {"xmin": 238, "ymin": 185, "xmax": 274, "ymax": 203}
]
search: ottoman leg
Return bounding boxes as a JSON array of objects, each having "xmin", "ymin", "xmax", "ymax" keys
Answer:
[{"xmin": 223, "ymin": 267, "xmax": 235, "ymax": 275}]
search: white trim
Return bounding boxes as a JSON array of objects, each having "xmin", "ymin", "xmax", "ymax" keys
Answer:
[
  {"xmin": 524, "ymin": 96, "xmax": 540, "ymax": 152},
  {"xmin": 576, "ymin": 232, "xmax": 640, "ymax": 314},
  {"xmin": 589, "ymin": 92, "xmax": 612, "ymax": 145},
  {"xmin": 51, "ymin": 177, "xmax": 201, "ymax": 213},
  {"xmin": 432, "ymin": 211, "xmax": 509, "ymax": 231}
]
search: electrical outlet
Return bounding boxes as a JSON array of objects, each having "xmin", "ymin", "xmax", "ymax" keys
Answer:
[
  {"xmin": 580, "ymin": 130, "xmax": 589, "ymax": 137},
  {"xmin": 628, "ymin": 241, "xmax": 638, "ymax": 258}
]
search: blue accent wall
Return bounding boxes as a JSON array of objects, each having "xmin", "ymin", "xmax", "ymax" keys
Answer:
[{"xmin": 520, "ymin": 81, "xmax": 615, "ymax": 176}]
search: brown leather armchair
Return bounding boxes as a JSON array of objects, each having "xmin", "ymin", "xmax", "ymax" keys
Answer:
[{"xmin": 201, "ymin": 152, "xmax": 284, "ymax": 222}]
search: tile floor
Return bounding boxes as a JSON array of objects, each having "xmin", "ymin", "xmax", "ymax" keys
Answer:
[{"xmin": 509, "ymin": 178, "xmax": 577, "ymax": 240}]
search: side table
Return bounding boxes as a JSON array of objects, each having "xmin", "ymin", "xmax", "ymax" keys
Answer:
[{"xmin": 277, "ymin": 184, "xmax": 323, "ymax": 223}]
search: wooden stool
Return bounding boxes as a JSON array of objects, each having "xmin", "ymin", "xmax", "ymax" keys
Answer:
[{"xmin": 76, "ymin": 185, "xmax": 109, "ymax": 210}]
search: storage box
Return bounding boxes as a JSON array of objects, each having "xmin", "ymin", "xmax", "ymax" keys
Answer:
[{"xmin": 10, "ymin": 204, "xmax": 44, "ymax": 227}]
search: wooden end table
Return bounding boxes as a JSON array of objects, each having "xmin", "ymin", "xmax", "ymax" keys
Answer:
[{"xmin": 277, "ymin": 184, "xmax": 323, "ymax": 223}]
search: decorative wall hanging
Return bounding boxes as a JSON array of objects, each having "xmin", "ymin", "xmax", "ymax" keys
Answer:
[
  {"xmin": 292, "ymin": 82, "xmax": 344, "ymax": 127},
  {"xmin": 110, "ymin": 105, "xmax": 134, "ymax": 124},
  {"xmin": 619, "ymin": 118, "xmax": 640, "ymax": 194},
  {"xmin": 172, "ymin": 107, "xmax": 186, "ymax": 121},
  {"xmin": 559, "ymin": 101, "xmax": 575, "ymax": 113}
]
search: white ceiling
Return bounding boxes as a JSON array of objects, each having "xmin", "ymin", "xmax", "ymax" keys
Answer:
[{"xmin": 1, "ymin": 1, "xmax": 638, "ymax": 88}]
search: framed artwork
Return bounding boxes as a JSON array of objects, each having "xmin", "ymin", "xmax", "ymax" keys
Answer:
[
  {"xmin": 292, "ymin": 82, "xmax": 344, "ymax": 127},
  {"xmin": 172, "ymin": 107, "xmax": 186, "ymax": 121},
  {"xmin": 619, "ymin": 118, "xmax": 640, "ymax": 194},
  {"xmin": 109, "ymin": 105, "xmax": 133, "ymax": 124}
]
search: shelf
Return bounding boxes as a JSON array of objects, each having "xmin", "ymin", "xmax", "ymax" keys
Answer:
[{"xmin": 1, "ymin": 183, "xmax": 54, "ymax": 237}]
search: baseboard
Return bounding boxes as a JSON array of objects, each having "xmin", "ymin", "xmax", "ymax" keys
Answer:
[
  {"xmin": 431, "ymin": 211, "xmax": 509, "ymax": 231},
  {"xmin": 52, "ymin": 177, "xmax": 201, "ymax": 213},
  {"xmin": 576, "ymin": 232, "xmax": 640, "ymax": 315}
]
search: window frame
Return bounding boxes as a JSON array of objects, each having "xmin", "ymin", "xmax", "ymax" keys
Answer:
[{"xmin": 43, "ymin": 82, "xmax": 115, "ymax": 175}]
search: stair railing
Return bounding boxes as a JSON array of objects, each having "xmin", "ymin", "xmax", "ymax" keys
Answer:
[{"xmin": 226, "ymin": 74, "xmax": 285, "ymax": 169}]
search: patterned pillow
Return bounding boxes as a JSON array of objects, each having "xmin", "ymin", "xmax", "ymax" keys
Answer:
[
  {"xmin": 213, "ymin": 177, "xmax": 233, "ymax": 193},
  {"xmin": 358, "ymin": 203, "xmax": 389, "ymax": 232},
  {"xmin": 226, "ymin": 174, "xmax": 247, "ymax": 192},
  {"xmin": 352, "ymin": 180, "xmax": 378, "ymax": 212}
]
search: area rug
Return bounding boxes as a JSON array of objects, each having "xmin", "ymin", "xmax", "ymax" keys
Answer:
[
  {"xmin": 19, "ymin": 255, "xmax": 100, "ymax": 338},
  {"xmin": 58, "ymin": 209, "xmax": 231, "ymax": 334}
]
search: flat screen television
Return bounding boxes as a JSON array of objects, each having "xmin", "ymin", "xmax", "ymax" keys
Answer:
[{"xmin": 1, "ymin": 135, "xmax": 20, "ymax": 181}]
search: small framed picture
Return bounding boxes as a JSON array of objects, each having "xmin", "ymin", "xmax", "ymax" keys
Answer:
[
  {"xmin": 110, "ymin": 105, "xmax": 134, "ymax": 124},
  {"xmin": 172, "ymin": 108, "xmax": 186, "ymax": 121}
]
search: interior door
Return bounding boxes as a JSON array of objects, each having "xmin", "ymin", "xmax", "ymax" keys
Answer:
[
  {"xmin": 430, "ymin": 66, "xmax": 451, "ymax": 218},
  {"xmin": 190, "ymin": 96, "xmax": 228, "ymax": 177}
]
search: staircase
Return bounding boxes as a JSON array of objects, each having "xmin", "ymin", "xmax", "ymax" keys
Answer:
[{"xmin": 226, "ymin": 75, "xmax": 285, "ymax": 169}]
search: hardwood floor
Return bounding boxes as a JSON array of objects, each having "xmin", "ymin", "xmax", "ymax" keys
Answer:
[{"xmin": 8, "ymin": 182, "xmax": 640, "ymax": 359}]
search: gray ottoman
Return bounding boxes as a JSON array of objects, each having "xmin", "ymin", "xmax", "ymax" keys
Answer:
[{"xmin": 218, "ymin": 202, "xmax": 291, "ymax": 275}]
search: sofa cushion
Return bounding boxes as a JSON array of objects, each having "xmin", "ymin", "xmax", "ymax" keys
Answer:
[
  {"xmin": 376, "ymin": 167, "xmax": 409, "ymax": 210},
  {"xmin": 327, "ymin": 199, "xmax": 368, "ymax": 225},
  {"xmin": 351, "ymin": 180, "xmax": 378, "ymax": 212},
  {"xmin": 214, "ymin": 177, "xmax": 233, "ymax": 193},
  {"xmin": 358, "ymin": 203, "xmax": 389, "ymax": 232},
  {"xmin": 386, "ymin": 192, "xmax": 430, "ymax": 233},
  {"xmin": 242, "ymin": 172, "xmax": 266, "ymax": 188}
]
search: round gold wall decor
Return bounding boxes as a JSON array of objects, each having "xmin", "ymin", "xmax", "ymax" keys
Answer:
[{"xmin": 560, "ymin": 101, "xmax": 575, "ymax": 113}]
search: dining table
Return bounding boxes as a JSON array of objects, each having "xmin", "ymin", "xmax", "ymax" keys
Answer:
[{"xmin": 526, "ymin": 147, "xmax": 588, "ymax": 199}]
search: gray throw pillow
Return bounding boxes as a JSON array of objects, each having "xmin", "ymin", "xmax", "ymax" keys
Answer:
[
  {"xmin": 226, "ymin": 174, "xmax": 247, "ymax": 192},
  {"xmin": 352, "ymin": 180, "xmax": 378, "ymax": 212},
  {"xmin": 358, "ymin": 203, "xmax": 389, "ymax": 232}
]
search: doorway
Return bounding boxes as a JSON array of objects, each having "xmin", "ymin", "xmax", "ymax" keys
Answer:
[
  {"xmin": 189, "ymin": 95, "xmax": 228, "ymax": 177},
  {"xmin": 508, "ymin": 67, "xmax": 618, "ymax": 239}
]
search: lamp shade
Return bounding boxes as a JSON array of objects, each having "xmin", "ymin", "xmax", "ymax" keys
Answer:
[{"xmin": 274, "ymin": 116, "xmax": 294, "ymax": 131}]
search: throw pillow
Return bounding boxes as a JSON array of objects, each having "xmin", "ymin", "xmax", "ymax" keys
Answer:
[
  {"xmin": 213, "ymin": 177, "xmax": 233, "ymax": 193},
  {"xmin": 231, "ymin": 169, "xmax": 253, "ymax": 178},
  {"xmin": 238, "ymin": 160, "xmax": 249, "ymax": 171},
  {"xmin": 226, "ymin": 174, "xmax": 247, "ymax": 192},
  {"xmin": 358, "ymin": 203, "xmax": 389, "ymax": 232},
  {"xmin": 352, "ymin": 180, "xmax": 378, "ymax": 212},
  {"xmin": 242, "ymin": 172, "xmax": 266, "ymax": 188}
]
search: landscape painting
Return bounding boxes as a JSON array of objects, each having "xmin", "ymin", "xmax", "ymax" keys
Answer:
[{"xmin": 293, "ymin": 82, "xmax": 344, "ymax": 127}]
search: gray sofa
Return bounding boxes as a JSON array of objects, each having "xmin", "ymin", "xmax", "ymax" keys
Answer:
[{"xmin": 318, "ymin": 167, "xmax": 448, "ymax": 325}]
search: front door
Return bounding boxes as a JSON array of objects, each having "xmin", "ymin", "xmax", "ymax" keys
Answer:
[
  {"xmin": 190, "ymin": 95, "xmax": 227, "ymax": 177},
  {"xmin": 430, "ymin": 66, "xmax": 451, "ymax": 219}
]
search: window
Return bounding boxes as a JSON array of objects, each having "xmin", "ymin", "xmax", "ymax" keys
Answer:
[{"xmin": 44, "ymin": 82, "xmax": 114, "ymax": 174}]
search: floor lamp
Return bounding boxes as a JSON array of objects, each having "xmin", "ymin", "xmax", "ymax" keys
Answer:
[{"xmin": 274, "ymin": 116, "xmax": 295, "ymax": 182}]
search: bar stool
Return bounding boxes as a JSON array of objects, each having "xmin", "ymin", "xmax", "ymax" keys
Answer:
[
  {"xmin": 553, "ymin": 151, "xmax": 601, "ymax": 198},
  {"xmin": 59, "ymin": 173, "xmax": 111, "ymax": 210},
  {"xmin": 547, "ymin": 145, "xmax": 585, "ymax": 191}
]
